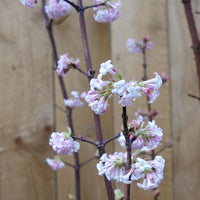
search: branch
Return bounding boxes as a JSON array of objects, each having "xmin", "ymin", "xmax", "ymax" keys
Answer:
[
  {"xmin": 76, "ymin": 0, "xmax": 114, "ymax": 199},
  {"xmin": 122, "ymin": 107, "xmax": 131, "ymax": 200},
  {"xmin": 63, "ymin": 0, "xmax": 81, "ymax": 12},
  {"xmin": 104, "ymin": 133, "xmax": 121, "ymax": 145},
  {"xmin": 42, "ymin": 1, "xmax": 81, "ymax": 199},
  {"xmin": 188, "ymin": 93, "xmax": 200, "ymax": 101},
  {"xmin": 72, "ymin": 136, "xmax": 97, "ymax": 147},
  {"xmin": 80, "ymin": 156, "xmax": 97, "ymax": 167},
  {"xmin": 182, "ymin": 0, "xmax": 200, "ymax": 92}
]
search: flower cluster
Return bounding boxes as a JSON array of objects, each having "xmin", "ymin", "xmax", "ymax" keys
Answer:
[
  {"xmin": 46, "ymin": 156, "xmax": 65, "ymax": 170},
  {"xmin": 64, "ymin": 91, "xmax": 86, "ymax": 107},
  {"xmin": 56, "ymin": 53, "xmax": 80, "ymax": 76},
  {"xmin": 85, "ymin": 60, "xmax": 162, "ymax": 115},
  {"xmin": 45, "ymin": 0, "xmax": 72, "ymax": 19},
  {"xmin": 20, "ymin": 0, "xmax": 37, "ymax": 7},
  {"xmin": 121, "ymin": 156, "xmax": 165, "ymax": 190},
  {"xmin": 118, "ymin": 119, "xmax": 163, "ymax": 152},
  {"xmin": 126, "ymin": 35, "xmax": 153, "ymax": 54},
  {"xmin": 49, "ymin": 127, "xmax": 80, "ymax": 155},
  {"xmin": 93, "ymin": 0, "xmax": 121, "ymax": 23},
  {"xmin": 97, "ymin": 152, "xmax": 128, "ymax": 182},
  {"xmin": 97, "ymin": 153, "xmax": 165, "ymax": 190}
]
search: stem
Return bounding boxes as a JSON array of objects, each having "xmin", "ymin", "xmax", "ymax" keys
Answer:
[
  {"xmin": 142, "ymin": 47, "xmax": 156, "ymax": 199},
  {"xmin": 77, "ymin": 1, "xmax": 114, "ymax": 199},
  {"xmin": 104, "ymin": 133, "xmax": 121, "ymax": 145},
  {"xmin": 42, "ymin": 1, "xmax": 81, "ymax": 199},
  {"xmin": 72, "ymin": 136, "xmax": 97, "ymax": 147},
  {"xmin": 182, "ymin": 0, "xmax": 200, "ymax": 93},
  {"xmin": 122, "ymin": 107, "xmax": 131, "ymax": 200},
  {"xmin": 188, "ymin": 93, "xmax": 200, "ymax": 101},
  {"xmin": 80, "ymin": 156, "xmax": 97, "ymax": 167}
]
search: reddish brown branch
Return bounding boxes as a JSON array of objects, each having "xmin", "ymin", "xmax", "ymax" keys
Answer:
[
  {"xmin": 182, "ymin": 0, "xmax": 200, "ymax": 92},
  {"xmin": 76, "ymin": 0, "xmax": 114, "ymax": 199}
]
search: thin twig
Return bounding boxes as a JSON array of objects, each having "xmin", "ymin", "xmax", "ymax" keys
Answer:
[
  {"xmin": 72, "ymin": 136, "xmax": 97, "ymax": 147},
  {"xmin": 73, "ymin": 65, "xmax": 88, "ymax": 77},
  {"xmin": 42, "ymin": 1, "xmax": 81, "ymax": 199},
  {"xmin": 104, "ymin": 133, "xmax": 121, "ymax": 145},
  {"xmin": 83, "ymin": 2, "xmax": 106, "ymax": 11},
  {"xmin": 63, "ymin": 161, "xmax": 75, "ymax": 168},
  {"xmin": 80, "ymin": 156, "xmax": 97, "ymax": 167},
  {"xmin": 54, "ymin": 104, "xmax": 67, "ymax": 113},
  {"xmin": 188, "ymin": 93, "xmax": 200, "ymax": 101},
  {"xmin": 182, "ymin": 0, "xmax": 200, "ymax": 92},
  {"xmin": 63, "ymin": 0, "xmax": 80, "ymax": 12}
]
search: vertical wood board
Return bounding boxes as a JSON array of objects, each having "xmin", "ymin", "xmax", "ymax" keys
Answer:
[
  {"xmin": 168, "ymin": 0, "xmax": 200, "ymax": 199},
  {"xmin": 0, "ymin": 1, "xmax": 55, "ymax": 200}
]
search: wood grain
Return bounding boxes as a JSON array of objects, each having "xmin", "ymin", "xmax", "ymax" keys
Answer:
[
  {"xmin": 0, "ymin": 1, "xmax": 55, "ymax": 200},
  {"xmin": 168, "ymin": 0, "xmax": 200, "ymax": 199}
]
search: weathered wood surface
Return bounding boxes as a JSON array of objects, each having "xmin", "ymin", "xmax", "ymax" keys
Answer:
[
  {"xmin": 168, "ymin": 0, "xmax": 200, "ymax": 199},
  {"xmin": 1, "ymin": 0, "xmax": 200, "ymax": 200},
  {"xmin": 0, "ymin": 1, "xmax": 55, "ymax": 200},
  {"xmin": 111, "ymin": 0, "xmax": 172, "ymax": 199}
]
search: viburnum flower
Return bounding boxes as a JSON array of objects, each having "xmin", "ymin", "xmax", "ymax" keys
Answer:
[
  {"xmin": 99, "ymin": 60, "xmax": 117, "ymax": 75},
  {"xmin": 56, "ymin": 53, "xmax": 80, "ymax": 76},
  {"xmin": 45, "ymin": 0, "xmax": 72, "ymax": 20},
  {"xmin": 126, "ymin": 35, "xmax": 153, "ymax": 54},
  {"xmin": 97, "ymin": 152, "xmax": 128, "ymax": 182},
  {"xmin": 49, "ymin": 127, "xmax": 80, "ymax": 155},
  {"xmin": 93, "ymin": 0, "xmax": 121, "ymax": 23},
  {"xmin": 121, "ymin": 156, "xmax": 165, "ymax": 190},
  {"xmin": 118, "ymin": 119, "xmax": 163, "ymax": 151},
  {"xmin": 64, "ymin": 91, "xmax": 86, "ymax": 107},
  {"xmin": 46, "ymin": 156, "xmax": 65, "ymax": 170},
  {"xmin": 139, "ymin": 72, "xmax": 162, "ymax": 103},
  {"xmin": 20, "ymin": 0, "xmax": 37, "ymax": 8},
  {"xmin": 137, "ymin": 156, "xmax": 165, "ymax": 190}
]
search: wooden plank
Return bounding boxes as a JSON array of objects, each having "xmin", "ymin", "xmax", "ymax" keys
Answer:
[
  {"xmin": 111, "ymin": 0, "xmax": 173, "ymax": 199},
  {"xmin": 0, "ymin": 1, "xmax": 55, "ymax": 200},
  {"xmin": 54, "ymin": 2, "xmax": 112, "ymax": 200},
  {"xmin": 168, "ymin": 1, "xmax": 200, "ymax": 199}
]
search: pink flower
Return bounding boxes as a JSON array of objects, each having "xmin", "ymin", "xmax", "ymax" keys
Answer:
[
  {"xmin": 126, "ymin": 35, "xmax": 153, "ymax": 54},
  {"xmin": 118, "ymin": 119, "xmax": 163, "ymax": 151},
  {"xmin": 20, "ymin": 0, "xmax": 37, "ymax": 8},
  {"xmin": 137, "ymin": 156, "xmax": 165, "ymax": 190},
  {"xmin": 121, "ymin": 156, "xmax": 165, "ymax": 189},
  {"xmin": 89, "ymin": 96, "xmax": 109, "ymax": 115},
  {"xmin": 97, "ymin": 152, "xmax": 128, "ymax": 182},
  {"xmin": 49, "ymin": 129, "xmax": 80, "ymax": 155},
  {"xmin": 139, "ymin": 73, "xmax": 162, "ymax": 103},
  {"xmin": 56, "ymin": 53, "xmax": 80, "ymax": 76},
  {"xmin": 112, "ymin": 80, "xmax": 127, "ymax": 96},
  {"xmin": 46, "ymin": 156, "xmax": 65, "ymax": 170},
  {"xmin": 64, "ymin": 91, "xmax": 86, "ymax": 107},
  {"xmin": 93, "ymin": 0, "xmax": 121, "ymax": 23},
  {"xmin": 45, "ymin": 0, "xmax": 72, "ymax": 19},
  {"xmin": 99, "ymin": 60, "xmax": 117, "ymax": 75},
  {"xmin": 90, "ymin": 76, "xmax": 110, "ymax": 91}
]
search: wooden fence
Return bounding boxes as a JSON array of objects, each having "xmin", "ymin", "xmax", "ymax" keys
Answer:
[{"xmin": 0, "ymin": 0, "xmax": 200, "ymax": 199}]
